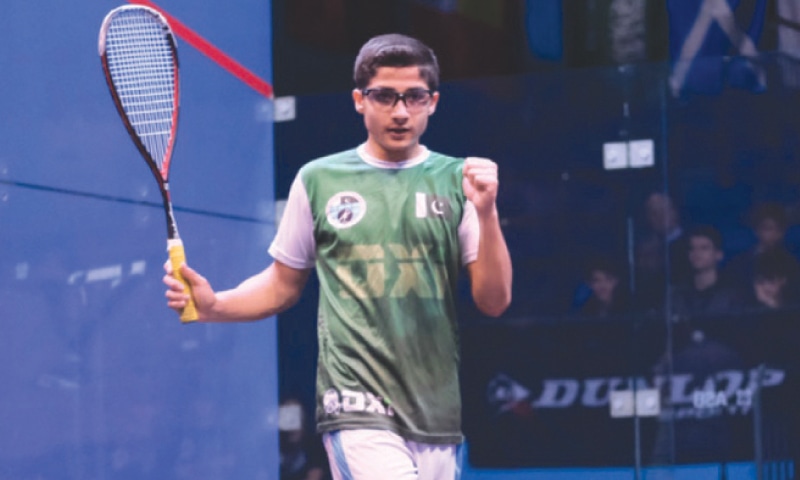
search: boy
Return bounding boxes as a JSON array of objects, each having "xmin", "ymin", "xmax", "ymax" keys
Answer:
[
  {"xmin": 164, "ymin": 33, "xmax": 512, "ymax": 480},
  {"xmin": 670, "ymin": 225, "xmax": 738, "ymax": 318}
]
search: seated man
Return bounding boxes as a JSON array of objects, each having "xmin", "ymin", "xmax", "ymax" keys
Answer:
[
  {"xmin": 634, "ymin": 191, "xmax": 691, "ymax": 310},
  {"xmin": 669, "ymin": 225, "xmax": 741, "ymax": 320}
]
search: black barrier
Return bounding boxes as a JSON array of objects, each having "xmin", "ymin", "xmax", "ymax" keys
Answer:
[{"xmin": 461, "ymin": 309, "xmax": 800, "ymax": 469}]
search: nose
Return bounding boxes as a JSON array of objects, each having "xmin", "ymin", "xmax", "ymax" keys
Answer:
[{"xmin": 390, "ymin": 98, "xmax": 410, "ymax": 117}]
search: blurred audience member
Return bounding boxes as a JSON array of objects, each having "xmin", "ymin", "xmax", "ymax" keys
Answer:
[
  {"xmin": 572, "ymin": 255, "xmax": 630, "ymax": 318},
  {"xmin": 745, "ymin": 248, "xmax": 796, "ymax": 310},
  {"xmin": 635, "ymin": 191, "xmax": 692, "ymax": 309},
  {"xmin": 279, "ymin": 398, "xmax": 330, "ymax": 480},
  {"xmin": 725, "ymin": 201, "xmax": 799, "ymax": 292},
  {"xmin": 669, "ymin": 225, "xmax": 741, "ymax": 319}
]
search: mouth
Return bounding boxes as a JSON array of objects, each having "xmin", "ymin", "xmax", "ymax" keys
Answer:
[{"xmin": 387, "ymin": 127, "xmax": 410, "ymax": 137}]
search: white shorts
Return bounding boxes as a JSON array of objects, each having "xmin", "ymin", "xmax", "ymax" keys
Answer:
[{"xmin": 322, "ymin": 429, "xmax": 462, "ymax": 480}]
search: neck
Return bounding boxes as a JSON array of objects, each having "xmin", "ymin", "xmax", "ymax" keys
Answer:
[
  {"xmin": 363, "ymin": 140, "xmax": 422, "ymax": 163},
  {"xmin": 693, "ymin": 269, "xmax": 717, "ymax": 290}
]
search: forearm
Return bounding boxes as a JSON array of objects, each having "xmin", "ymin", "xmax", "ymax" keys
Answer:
[
  {"xmin": 207, "ymin": 263, "xmax": 308, "ymax": 322},
  {"xmin": 470, "ymin": 207, "xmax": 513, "ymax": 317}
]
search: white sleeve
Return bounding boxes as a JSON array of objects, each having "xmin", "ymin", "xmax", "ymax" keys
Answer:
[
  {"xmin": 458, "ymin": 200, "xmax": 480, "ymax": 265},
  {"xmin": 268, "ymin": 174, "xmax": 316, "ymax": 269}
]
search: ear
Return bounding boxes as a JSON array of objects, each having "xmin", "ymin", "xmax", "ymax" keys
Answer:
[
  {"xmin": 352, "ymin": 89, "xmax": 365, "ymax": 113},
  {"xmin": 425, "ymin": 91, "xmax": 440, "ymax": 116}
]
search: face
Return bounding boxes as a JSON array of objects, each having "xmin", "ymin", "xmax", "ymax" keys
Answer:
[
  {"xmin": 754, "ymin": 276, "xmax": 786, "ymax": 307},
  {"xmin": 688, "ymin": 236, "xmax": 722, "ymax": 272},
  {"xmin": 352, "ymin": 66, "xmax": 439, "ymax": 162},
  {"xmin": 646, "ymin": 193, "xmax": 678, "ymax": 235},
  {"xmin": 756, "ymin": 218, "xmax": 783, "ymax": 249},
  {"xmin": 589, "ymin": 270, "xmax": 618, "ymax": 304}
]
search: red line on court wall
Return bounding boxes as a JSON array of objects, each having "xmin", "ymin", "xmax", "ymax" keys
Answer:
[{"xmin": 128, "ymin": 0, "xmax": 274, "ymax": 99}]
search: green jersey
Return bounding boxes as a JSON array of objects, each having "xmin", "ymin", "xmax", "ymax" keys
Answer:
[{"xmin": 269, "ymin": 146, "xmax": 478, "ymax": 444}]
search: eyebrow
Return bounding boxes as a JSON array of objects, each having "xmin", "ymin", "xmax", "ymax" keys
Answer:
[{"xmin": 367, "ymin": 85, "xmax": 430, "ymax": 91}]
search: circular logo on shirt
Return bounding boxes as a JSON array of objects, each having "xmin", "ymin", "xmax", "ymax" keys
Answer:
[
  {"xmin": 323, "ymin": 389, "xmax": 342, "ymax": 415},
  {"xmin": 325, "ymin": 192, "xmax": 366, "ymax": 229}
]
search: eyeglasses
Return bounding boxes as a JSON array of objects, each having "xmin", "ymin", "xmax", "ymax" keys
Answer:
[{"xmin": 361, "ymin": 88, "xmax": 435, "ymax": 110}]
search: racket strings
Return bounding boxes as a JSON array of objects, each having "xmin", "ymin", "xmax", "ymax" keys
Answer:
[{"xmin": 105, "ymin": 10, "xmax": 176, "ymax": 170}]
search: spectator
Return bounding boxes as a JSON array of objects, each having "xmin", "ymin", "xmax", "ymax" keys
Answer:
[
  {"xmin": 651, "ymin": 226, "xmax": 751, "ymax": 463},
  {"xmin": 634, "ymin": 191, "xmax": 692, "ymax": 309},
  {"xmin": 725, "ymin": 201, "xmax": 799, "ymax": 293},
  {"xmin": 745, "ymin": 248, "xmax": 796, "ymax": 310},
  {"xmin": 572, "ymin": 255, "xmax": 630, "ymax": 318},
  {"xmin": 669, "ymin": 225, "xmax": 741, "ymax": 319}
]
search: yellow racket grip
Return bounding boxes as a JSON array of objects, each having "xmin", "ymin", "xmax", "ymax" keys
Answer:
[{"xmin": 168, "ymin": 239, "xmax": 199, "ymax": 323}]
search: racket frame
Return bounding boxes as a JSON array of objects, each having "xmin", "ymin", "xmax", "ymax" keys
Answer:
[{"xmin": 99, "ymin": 5, "xmax": 198, "ymax": 322}]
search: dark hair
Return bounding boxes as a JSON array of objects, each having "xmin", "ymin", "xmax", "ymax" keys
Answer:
[
  {"xmin": 689, "ymin": 224, "xmax": 723, "ymax": 250},
  {"xmin": 584, "ymin": 254, "xmax": 623, "ymax": 280},
  {"xmin": 749, "ymin": 201, "xmax": 788, "ymax": 229},
  {"xmin": 353, "ymin": 34, "xmax": 440, "ymax": 90}
]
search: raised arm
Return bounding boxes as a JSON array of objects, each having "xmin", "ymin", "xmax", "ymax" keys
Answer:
[
  {"xmin": 164, "ymin": 260, "xmax": 311, "ymax": 322},
  {"xmin": 463, "ymin": 157, "xmax": 513, "ymax": 317}
]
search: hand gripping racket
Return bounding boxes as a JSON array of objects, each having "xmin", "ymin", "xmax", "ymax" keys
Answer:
[{"xmin": 99, "ymin": 5, "xmax": 198, "ymax": 322}]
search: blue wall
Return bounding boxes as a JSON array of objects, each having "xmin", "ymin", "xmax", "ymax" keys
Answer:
[{"xmin": 0, "ymin": 1, "xmax": 278, "ymax": 478}]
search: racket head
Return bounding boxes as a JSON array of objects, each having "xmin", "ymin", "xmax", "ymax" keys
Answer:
[{"xmin": 99, "ymin": 5, "xmax": 180, "ymax": 184}]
